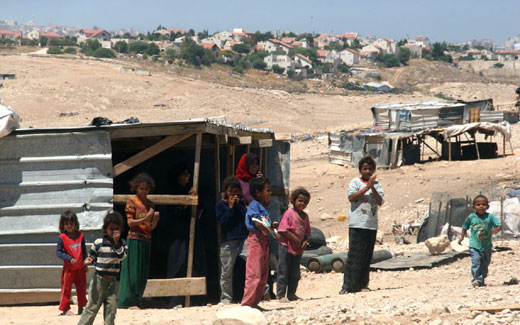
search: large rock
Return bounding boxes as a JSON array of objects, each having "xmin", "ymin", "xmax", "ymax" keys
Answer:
[
  {"xmin": 425, "ymin": 235, "xmax": 451, "ymax": 255},
  {"xmin": 214, "ymin": 306, "xmax": 268, "ymax": 325}
]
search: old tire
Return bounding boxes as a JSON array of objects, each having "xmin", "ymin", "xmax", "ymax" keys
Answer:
[{"xmin": 306, "ymin": 226, "xmax": 327, "ymax": 249}]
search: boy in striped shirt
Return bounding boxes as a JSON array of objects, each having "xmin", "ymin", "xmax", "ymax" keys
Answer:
[{"xmin": 77, "ymin": 211, "xmax": 127, "ymax": 325}]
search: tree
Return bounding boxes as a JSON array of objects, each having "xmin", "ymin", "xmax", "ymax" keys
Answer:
[
  {"xmin": 145, "ymin": 43, "xmax": 160, "ymax": 56},
  {"xmin": 337, "ymin": 64, "xmax": 350, "ymax": 73},
  {"xmin": 93, "ymin": 48, "xmax": 116, "ymax": 58},
  {"xmin": 398, "ymin": 47, "xmax": 411, "ymax": 65},
  {"xmin": 180, "ymin": 40, "xmax": 212, "ymax": 67},
  {"xmin": 287, "ymin": 69, "xmax": 295, "ymax": 77},
  {"xmin": 397, "ymin": 39, "xmax": 408, "ymax": 47},
  {"xmin": 49, "ymin": 38, "xmax": 60, "ymax": 47},
  {"xmin": 381, "ymin": 54, "xmax": 400, "ymax": 68},
  {"xmin": 128, "ymin": 41, "xmax": 149, "ymax": 54},
  {"xmin": 113, "ymin": 41, "xmax": 128, "ymax": 53},
  {"xmin": 164, "ymin": 49, "xmax": 176, "ymax": 60},
  {"xmin": 232, "ymin": 43, "xmax": 250, "ymax": 54},
  {"xmin": 272, "ymin": 65, "xmax": 285, "ymax": 74},
  {"xmin": 39, "ymin": 36, "xmax": 48, "ymax": 47},
  {"xmin": 81, "ymin": 39, "xmax": 101, "ymax": 55},
  {"xmin": 198, "ymin": 29, "xmax": 209, "ymax": 40},
  {"xmin": 350, "ymin": 39, "xmax": 362, "ymax": 49},
  {"xmin": 288, "ymin": 47, "xmax": 318, "ymax": 64}
]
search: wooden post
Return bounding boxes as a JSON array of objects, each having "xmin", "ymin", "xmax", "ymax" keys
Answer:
[
  {"xmin": 500, "ymin": 196, "xmax": 504, "ymax": 237},
  {"xmin": 231, "ymin": 145, "xmax": 235, "ymax": 175},
  {"xmin": 215, "ymin": 135, "xmax": 222, "ymax": 284},
  {"xmin": 503, "ymin": 135, "xmax": 506, "ymax": 157},
  {"xmin": 186, "ymin": 132, "xmax": 202, "ymax": 307},
  {"xmin": 448, "ymin": 136, "xmax": 452, "ymax": 162},
  {"xmin": 474, "ymin": 133, "xmax": 480, "ymax": 160}
]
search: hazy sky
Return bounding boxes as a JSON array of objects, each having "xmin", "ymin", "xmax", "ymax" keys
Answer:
[{"xmin": 2, "ymin": 0, "xmax": 519, "ymax": 45}]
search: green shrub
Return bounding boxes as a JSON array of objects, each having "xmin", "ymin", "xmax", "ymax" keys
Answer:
[
  {"xmin": 93, "ymin": 48, "xmax": 116, "ymax": 58},
  {"xmin": 47, "ymin": 47, "xmax": 63, "ymax": 55},
  {"xmin": 272, "ymin": 65, "xmax": 285, "ymax": 74},
  {"xmin": 232, "ymin": 66, "xmax": 244, "ymax": 74},
  {"xmin": 493, "ymin": 63, "xmax": 504, "ymax": 68},
  {"xmin": 64, "ymin": 47, "xmax": 77, "ymax": 54}
]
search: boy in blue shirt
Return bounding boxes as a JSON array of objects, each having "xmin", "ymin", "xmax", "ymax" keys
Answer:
[
  {"xmin": 458, "ymin": 195, "xmax": 502, "ymax": 287},
  {"xmin": 216, "ymin": 177, "xmax": 248, "ymax": 303}
]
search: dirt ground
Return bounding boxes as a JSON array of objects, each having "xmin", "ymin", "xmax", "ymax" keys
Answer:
[{"xmin": 1, "ymin": 54, "xmax": 520, "ymax": 324}]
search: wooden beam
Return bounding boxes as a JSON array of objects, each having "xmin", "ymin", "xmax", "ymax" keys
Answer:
[
  {"xmin": 113, "ymin": 133, "xmax": 193, "ymax": 177},
  {"xmin": 228, "ymin": 136, "xmax": 252, "ymax": 145},
  {"xmin": 113, "ymin": 194, "xmax": 198, "ymax": 206},
  {"xmin": 252, "ymin": 139, "xmax": 273, "ymax": 148},
  {"xmin": 274, "ymin": 133, "xmax": 292, "ymax": 141},
  {"xmin": 142, "ymin": 278, "xmax": 206, "ymax": 297},
  {"xmin": 469, "ymin": 305, "xmax": 520, "ymax": 313},
  {"xmin": 186, "ymin": 132, "xmax": 202, "ymax": 307},
  {"xmin": 109, "ymin": 124, "xmax": 206, "ymax": 139}
]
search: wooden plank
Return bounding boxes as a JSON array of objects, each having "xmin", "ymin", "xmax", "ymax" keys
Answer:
[
  {"xmin": 0, "ymin": 289, "xmax": 65, "ymax": 305},
  {"xmin": 252, "ymin": 139, "xmax": 273, "ymax": 148},
  {"xmin": 113, "ymin": 194, "xmax": 198, "ymax": 206},
  {"xmin": 274, "ymin": 133, "xmax": 292, "ymax": 141},
  {"xmin": 142, "ymin": 278, "xmax": 206, "ymax": 297},
  {"xmin": 469, "ymin": 304, "xmax": 520, "ymax": 313},
  {"xmin": 113, "ymin": 133, "xmax": 193, "ymax": 177},
  {"xmin": 186, "ymin": 132, "xmax": 202, "ymax": 307},
  {"xmin": 109, "ymin": 124, "xmax": 206, "ymax": 139},
  {"xmin": 228, "ymin": 136, "xmax": 252, "ymax": 145}
]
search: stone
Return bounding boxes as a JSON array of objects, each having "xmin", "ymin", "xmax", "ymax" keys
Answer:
[
  {"xmin": 326, "ymin": 236, "xmax": 343, "ymax": 244},
  {"xmin": 425, "ymin": 236, "xmax": 451, "ymax": 255},
  {"xmin": 214, "ymin": 306, "xmax": 268, "ymax": 325},
  {"xmin": 428, "ymin": 319, "xmax": 442, "ymax": 325},
  {"xmin": 320, "ymin": 213, "xmax": 333, "ymax": 221}
]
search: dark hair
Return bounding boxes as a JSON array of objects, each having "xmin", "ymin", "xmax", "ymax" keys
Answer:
[
  {"xmin": 358, "ymin": 155, "xmax": 376, "ymax": 171},
  {"xmin": 102, "ymin": 210, "xmax": 124, "ymax": 233},
  {"xmin": 222, "ymin": 176, "xmax": 241, "ymax": 192},
  {"xmin": 290, "ymin": 187, "xmax": 311, "ymax": 204},
  {"xmin": 473, "ymin": 195, "xmax": 489, "ymax": 205},
  {"xmin": 129, "ymin": 173, "xmax": 156, "ymax": 193},
  {"xmin": 59, "ymin": 210, "xmax": 79, "ymax": 233},
  {"xmin": 249, "ymin": 177, "xmax": 270, "ymax": 200}
]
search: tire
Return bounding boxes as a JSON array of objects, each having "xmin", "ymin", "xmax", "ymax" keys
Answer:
[{"xmin": 306, "ymin": 226, "xmax": 326, "ymax": 249}]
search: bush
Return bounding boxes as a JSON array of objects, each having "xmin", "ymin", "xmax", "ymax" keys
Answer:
[
  {"xmin": 287, "ymin": 69, "xmax": 295, "ymax": 77},
  {"xmin": 180, "ymin": 40, "xmax": 212, "ymax": 67},
  {"xmin": 47, "ymin": 47, "xmax": 63, "ymax": 55},
  {"xmin": 381, "ymin": 54, "xmax": 400, "ymax": 68},
  {"xmin": 113, "ymin": 41, "xmax": 128, "ymax": 53},
  {"xmin": 64, "ymin": 47, "xmax": 77, "ymax": 54},
  {"xmin": 337, "ymin": 64, "xmax": 350, "ymax": 73},
  {"xmin": 493, "ymin": 63, "xmax": 504, "ymax": 68},
  {"xmin": 272, "ymin": 65, "xmax": 285, "ymax": 74},
  {"xmin": 128, "ymin": 41, "xmax": 150, "ymax": 54},
  {"xmin": 93, "ymin": 48, "xmax": 116, "ymax": 58},
  {"xmin": 232, "ymin": 65, "xmax": 244, "ymax": 74},
  {"xmin": 144, "ymin": 43, "xmax": 160, "ymax": 56}
]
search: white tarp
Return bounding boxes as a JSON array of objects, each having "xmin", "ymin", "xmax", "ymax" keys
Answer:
[
  {"xmin": 442, "ymin": 121, "xmax": 511, "ymax": 141},
  {"xmin": 488, "ymin": 198, "xmax": 520, "ymax": 237},
  {"xmin": 0, "ymin": 104, "xmax": 20, "ymax": 138}
]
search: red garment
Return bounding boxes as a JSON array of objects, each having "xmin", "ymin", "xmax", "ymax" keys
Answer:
[
  {"xmin": 59, "ymin": 232, "xmax": 87, "ymax": 311},
  {"xmin": 235, "ymin": 153, "xmax": 258, "ymax": 180},
  {"xmin": 278, "ymin": 208, "xmax": 311, "ymax": 255},
  {"xmin": 59, "ymin": 232, "xmax": 85, "ymax": 271},
  {"xmin": 59, "ymin": 268, "xmax": 87, "ymax": 311},
  {"xmin": 241, "ymin": 231, "xmax": 269, "ymax": 307},
  {"xmin": 125, "ymin": 195, "xmax": 155, "ymax": 241}
]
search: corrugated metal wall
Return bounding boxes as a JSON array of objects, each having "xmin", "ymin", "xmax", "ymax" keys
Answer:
[{"xmin": 0, "ymin": 131, "xmax": 113, "ymax": 237}]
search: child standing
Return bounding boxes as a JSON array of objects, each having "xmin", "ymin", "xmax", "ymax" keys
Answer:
[
  {"xmin": 276, "ymin": 188, "xmax": 311, "ymax": 302},
  {"xmin": 118, "ymin": 173, "xmax": 160, "ymax": 309},
  {"xmin": 77, "ymin": 211, "xmax": 127, "ymax": 325},
  {"xmin": 216, "ymin": 176, "xmax": 248, "ymax": 303},
  {"xmin": 241, "ymin": 177, "xmax": 279, "ymax": 310},
  {"xmin": 458, "ymin": 195, "xmax": 502, "ymax": 287},
  {"xmin": 56, "ymin": 210, "xmax": 88, "ymax": 315},
  {"xmin": 235, "ymin": 153, "xmax": 263, "ymax": 205},
  {"xmin": 340, "ymin": 155, "xmax": 384, "ymax": 294}
]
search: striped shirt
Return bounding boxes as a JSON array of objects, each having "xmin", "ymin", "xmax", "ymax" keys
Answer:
[{"xmin": 89, "ymin": 235, "xmax": 127, "ymax": 277}]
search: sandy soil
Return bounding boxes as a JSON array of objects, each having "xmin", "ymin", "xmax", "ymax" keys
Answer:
[{"xmin": 1, "ymin": 54, "xmax": 520, "ymax": 324}]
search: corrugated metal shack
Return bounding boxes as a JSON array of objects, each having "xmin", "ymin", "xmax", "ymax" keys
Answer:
[
  {"xmin": 330, "ymin": 99, "xmax": 512, "ymax": 168},
  {"xmin": 0, "ymin": 119, "xmax": 290, "ymax": 306}
]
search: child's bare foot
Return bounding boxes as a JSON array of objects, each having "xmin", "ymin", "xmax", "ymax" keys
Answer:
[
  {"xmin": 78, "ymin": 307, "xmax": 84, "ymax": 315},
  {"xmin": 277, "ymin": 296, "xmax": 289, "ymax": 303},
  {"xmin": 262, "ymin": 292, "xmax": 271, "ymax": 301},
  {"xmin": 129, "ymin": 306, "xmax": 141, "ymax": 310},
  {"xmin": 59, "ymin": 310, "xmax": 74, "ymax": 316}
]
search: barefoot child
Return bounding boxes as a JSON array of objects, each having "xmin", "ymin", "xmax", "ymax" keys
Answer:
[
  {"xmin": 458, "ymin": 195, "xmax": 502, "ymax": 287},
  {"xmin": 276, "ymin": 187, "xmax": 311, "ymax": 302},
  {"xmin": 216, "ymin": 176, "xmax": 248, "ymax": 303},
  {"xmin": 56, "ymin": 210, "xmax": 88, "ymax": 315},
  {"xmin": 118, "ymin": 173, "xmax": 160, "ymax": 309},
  {"xmin": 340, "ymin": 155, "xmax": 384, "ymax": 294},
  {"xmin": 241, "ymin": 177, "xmax": 280, "ymax": 310},
  {"xmin": 77, "ymin": 211, "xmax": 127, "ymax": 325}
]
